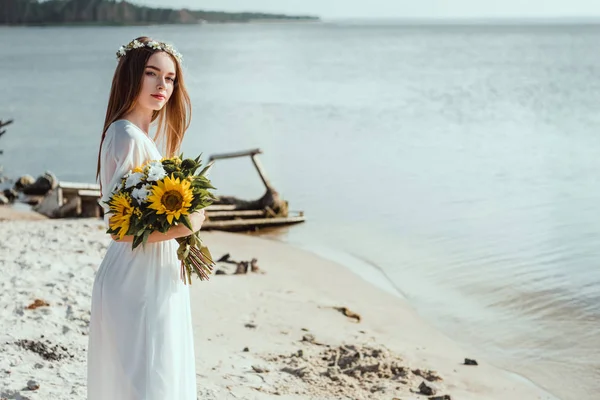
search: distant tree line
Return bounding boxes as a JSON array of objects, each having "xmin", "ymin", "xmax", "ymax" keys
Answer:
[{"xmin": 0, "ymin": 0, "xmax": 319, "ymax": 25}]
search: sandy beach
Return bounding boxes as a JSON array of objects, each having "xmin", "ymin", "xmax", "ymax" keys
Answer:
[{"xmin": 0, "ymin": 208, "xmax": 558, "ymax": 400}]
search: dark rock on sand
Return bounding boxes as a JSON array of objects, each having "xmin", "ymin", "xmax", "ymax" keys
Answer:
[
  {"xmin": 26, "ymin": 380, "xmax": 40, "ymax": 390},
  {"xmin": 15, "ymin": 339, "xmax": 73, "ymax": 361},
  {"xmin": 413, "ymin": 368, "xmax": 442, "ymax": 382},
  {"xmin": 419, "ymin": 381, "xmax": 436, "ymax": 396}
]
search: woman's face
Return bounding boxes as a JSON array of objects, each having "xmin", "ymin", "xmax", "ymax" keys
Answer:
[{"xmin": 136, "ymin": 52, "xmax": 177, "ymax": 111}]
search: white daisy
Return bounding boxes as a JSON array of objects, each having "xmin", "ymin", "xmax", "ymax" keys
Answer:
[
  {"xmin": 146, "ymin": 164, "xmax": 167, "ymax": 182},
  {"xmin": 125, "ymin": 172, "xmax": 144, "ymax": 189},
  {"xmin": 132, "ymin": 185, "xmax": 152, "ymax": 203}
]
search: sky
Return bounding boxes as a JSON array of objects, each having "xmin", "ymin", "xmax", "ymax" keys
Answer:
[{"xmin": 137, "ymin": 0, "xmax": 600, "ymax": 19}]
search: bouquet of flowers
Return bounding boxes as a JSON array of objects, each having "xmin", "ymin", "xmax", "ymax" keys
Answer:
[{"xmin": 105, "ymin": 154, "xmax": 216, "ymax": 284}]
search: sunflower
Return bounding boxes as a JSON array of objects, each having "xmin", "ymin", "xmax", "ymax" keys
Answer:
[
  {"xmin": 108, "ymin": 193, "xmax": 134, "ymax": 240},
  {"xmin": 147, "ymin": 174, "xmax": 193, "ymax": 224}
]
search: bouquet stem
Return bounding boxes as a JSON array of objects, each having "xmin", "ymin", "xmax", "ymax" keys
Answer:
[{"xmin": 176, "ymin": 232, "xmax": 215, "ymax": 285}]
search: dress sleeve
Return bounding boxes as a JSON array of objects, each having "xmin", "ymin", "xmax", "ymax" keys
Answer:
[{"xmin": 99, "ymin": 123, "xmax": 144, "ymax": 229}]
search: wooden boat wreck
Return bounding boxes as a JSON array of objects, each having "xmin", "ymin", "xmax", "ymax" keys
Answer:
[
  {"xmin": 22, "ymin": 148, "xmax": 305, "ymax": 232},
  {"xmin": 201, "ymin": 148, "xmax": 305, "ymax": 232}
]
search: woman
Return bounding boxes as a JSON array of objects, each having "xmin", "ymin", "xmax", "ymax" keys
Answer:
[{"xmin": 87, "ymin": 37, "xmax": 205, "ymax": 400}]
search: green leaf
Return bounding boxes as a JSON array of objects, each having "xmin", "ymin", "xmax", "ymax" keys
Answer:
[
  {"xmin": 200, "ymin": 245, "xmax": 215, "ymax": 265},
  {"xmin": 142, "ymin": 230, "xmax": 151, "ymax": 246},
  {"xmin": 132, "ymin": 234, "xmax": 144, "ymax": 249},
  {"xmin": 197, "ymin": 161, "xmax": 214, "ymax": 178},
  {"xmin": 181, "ymin": 215, "xmax": 193, "ymax": 232}
]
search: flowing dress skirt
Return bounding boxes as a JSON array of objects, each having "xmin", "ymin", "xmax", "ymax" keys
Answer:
[{"xmin": 87, "ymin": 240, "xmax": 197, "ymax": 400}]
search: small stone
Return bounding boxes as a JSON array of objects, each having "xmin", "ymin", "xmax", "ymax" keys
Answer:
[
  {"xmin": 429, "ymin": 396, "xmax": 452, "ymax": 400},
  {"xmin": 419, "ymin": 381, "xmax": 436, "ymax": 396},
  {"xmin": 302, "ymin": 334, "xmax": 316, "ymax": 343},
  {"xmin": 413, "ymin": 368, "xmax": 442, "ymax": 381},
  {"xmin": 25, "ymin": 299, "xmax": 49, "ymax": 310},
  {"xmin": 27, "ymin": 380, "xmax": 40, "ymax": 390},
  {"xmin": 464, "ymin": 358, "xmax": 478, "ymax": 366},
  {"xmin": 243, "ymin": 347, "xmax": 249, "ymax": 352},
  {"xmin": 244, "ymin": 323, "xmax": 257, "ymax": 329},
  {"xmin": 251, "ymin": 365, "xmax": 269, "ymax": 373},
  {"xmin": 370, "ymin": 384, "xmax": 386, "ymax": 393}
]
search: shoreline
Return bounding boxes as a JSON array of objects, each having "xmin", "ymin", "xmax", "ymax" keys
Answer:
[
  {"xmin": 0, "ymin": 209, "xmax": 558, "ymax": 399},
  {"xmin": 242, "ymin": 234, "xmax": 561, "ymax": 400},
  {"xmin": 0, "ymin": 19, "xmax": 320, "ymax": 28},
  {"xmin": 281, "ymin": 241, "xmax": 563, "ymax": 399}
]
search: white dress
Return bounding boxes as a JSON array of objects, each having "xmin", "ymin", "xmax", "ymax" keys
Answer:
[{"xmin": 87, "ymin": 120, "xmax": 197, "ymax": 400}]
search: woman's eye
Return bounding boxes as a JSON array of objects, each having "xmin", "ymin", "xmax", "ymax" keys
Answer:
[
  {"xmin": 145, "ymin": 71, "xmax": 156, "ymax": 76},
  {"xmin": 167, "ymin": 77, "xmax": 175, "ymax": 82}
]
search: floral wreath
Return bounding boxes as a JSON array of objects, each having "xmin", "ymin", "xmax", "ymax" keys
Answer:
[{"xmin": 116, "ymin": 39, "xmax": 183, "ymax": 63}]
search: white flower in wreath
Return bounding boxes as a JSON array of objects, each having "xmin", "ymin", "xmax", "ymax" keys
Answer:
[
  {"xmin": 148, "ymin": 41, "xmax": 162, "ymax": 50},
  {"xmin": 146, "ymin": 164, "xmax": 167, "ymax": 182},
  {"xmin": 125, "ymin": 172, "xmax": 144, "ymax": 189},
  {"xmin": 132, "ymin": 40, "xmax": 144, "ymax": 49},
  {"xmin": 132, "ymin": 184, "xmax": 152, "ymax": 203},
  {"xmin": 117, "ymin": 46, "xmax": 126, "ymax": 57}
]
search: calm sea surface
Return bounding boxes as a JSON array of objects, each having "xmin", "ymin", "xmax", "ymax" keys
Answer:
[{"xmin": 2, "ymin": 22, "xmax": 600, "ymax": 399}]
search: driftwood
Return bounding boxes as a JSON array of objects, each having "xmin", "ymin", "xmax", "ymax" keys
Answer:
[
  {"xmin": 0, "ymin": 119, "xmax": 13, "ymax": 187},
  {"xmin": 199, "ymin": 147, "xmax": 304, "ymax": 232},
  {"xmin": 208, "ymin": 148, "xmax": 288, "ymax": 216},
  {"xmin": 215, "ymin": 189, "xmax": 287, "ymax": 216},
  {"xmin": 215, "ymin": 253, "xmax": 261, "ymax": 275},
  {"xmin": 0, "ymin": 119, "xmax": 13, "ymax": 156},
  {"xmin": 15, "ymin": 172, "xmax": 58, "ymax": 196}
]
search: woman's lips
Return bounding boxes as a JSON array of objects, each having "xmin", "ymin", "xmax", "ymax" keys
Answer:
[{"xmin": 151, "ymin": 94, "xmax": 166, "ymax": 100}]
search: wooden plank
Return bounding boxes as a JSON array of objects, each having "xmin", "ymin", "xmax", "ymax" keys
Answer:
[
  {"xmin": 206, "ymin": 210, "xmax": 265, "ymax": 218},
  {"xmin": 205, "ymin": 205, "xmax": 237, "ymax": 211},
  {"xmin": 59, "ymin": 181, "xmax": 100, "ymax": 191},
  {"xmin": 78, "ymin": 189, "xmax": 101, "ymax": 197},
  {"xmin": 202, "ymin": 216, "xmax": 305, "ymax": 231},
  {"xmin": 209, "ymin": 148, "xmax": 262, "ymax": 161}
]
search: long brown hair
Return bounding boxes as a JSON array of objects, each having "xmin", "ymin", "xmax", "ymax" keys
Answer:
[{"xmin": 96, "ymin": 36, "xmax": 191, "ymax": 186}]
